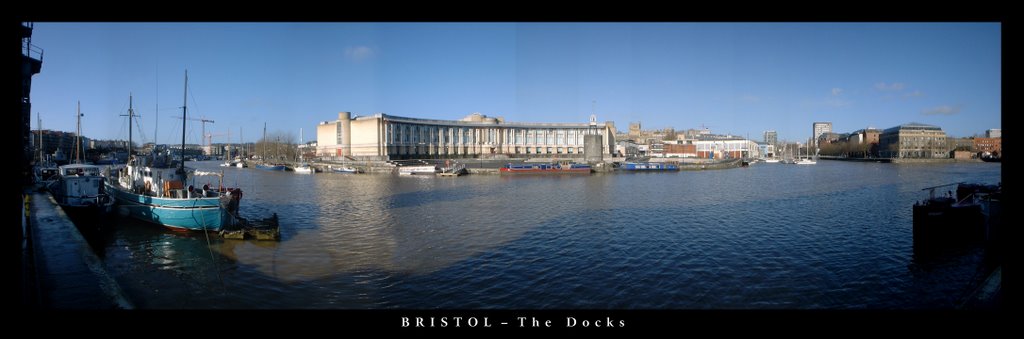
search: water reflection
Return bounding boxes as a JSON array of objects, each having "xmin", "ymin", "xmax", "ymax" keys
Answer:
[{"xmin": 87, "ymin": 160, "xmax": 1000, "ymax": 308}]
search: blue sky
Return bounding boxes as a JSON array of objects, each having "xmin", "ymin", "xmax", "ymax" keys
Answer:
[{"xmin": 30, "ymin": 22, "xmax": 1000, "ymax": 145}]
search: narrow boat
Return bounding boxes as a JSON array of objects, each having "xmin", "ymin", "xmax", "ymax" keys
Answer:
[
  {"xmin": 499, "ymin": 161, "xmax": 591, "ymax": 174},
  {"xmin": 619, "ymin": 162, "xmax": 679, "ymax": 171}
]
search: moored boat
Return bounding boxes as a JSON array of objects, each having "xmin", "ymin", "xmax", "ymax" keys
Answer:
[
  {"xmin": 50, "ymin": 164, "xmax": 114, "ymax": 221},
  {"xmin": 399, "ymin": 165, "xmax": 440, "ymax": 175},
  {"xmin": 293, "ymin": 163, "xmax": 314, "ymax": 174},
  {"xmin": 255, "ymin": 163, "xmax": 287, "ymax": 171},
  {"xmin": 499, "ymin": 161, "xmax": 592, "ymax": 174},
  {"xmin": 619, "ymin": 162, "xmax": 679, "ymax": 171},
  {"xmin": 912, "ymin": 182, "xmax": 1000, "ymax": 256},
  {"xmin": 105, "ymin": 73, "xmax": 245, "ymax": 232},
  {"xmin": 329, "ymin": 165, "xmax": 361, "ymax": 173}
]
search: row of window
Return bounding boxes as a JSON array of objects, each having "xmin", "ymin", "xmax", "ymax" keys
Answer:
[
  {"xmin": 390, "ymin": 145, "xmax": 587, "ymax": 155},
  {"xmin": 385, "ymin": 123, "xmax": 603, "ymax": 146}
]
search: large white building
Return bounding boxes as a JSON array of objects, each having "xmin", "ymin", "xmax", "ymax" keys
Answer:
[{"xmin": 316, "ymin": 112, "xmax": 616, "ymax": 160}]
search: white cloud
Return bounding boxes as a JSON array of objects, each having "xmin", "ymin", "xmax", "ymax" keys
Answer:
[
  {"xmin": 903, "ymin": 90, "xmax": 924, "ymax": 98},
  {"xmin": 825, "ymin": 98, "xmax": 852, "ymax": 108},
  {"xmin": 344, "ymin": 46, "xmax": 375, "ymax": 62},
  {"xmin": 874, "ymin": 82, "xmax": 906, "ymax": 91},
  {"xmin": 922, "ymin": 104, "xmax": 961, "ymax": 116},
  {"xmin": 831, "ymin": 88, "xmax": 843, "ymax": 96}
]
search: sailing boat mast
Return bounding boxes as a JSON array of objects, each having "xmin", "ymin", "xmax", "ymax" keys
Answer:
[
  {"xmin": 179, "ymin": 70, "xmax": 188, "ymax": 175},
  {"xmin": 75, "ymin": 101, "xmax": 82, "ymax": 164},
  {"xmin": 119, "ymin": 93, "xmax": 137, "ymax": 161},
  {"xmin": 154, "ymin": 67, "xmax": 158, "ymax": 149},
  {"xmin": 128, "ymin": 94, "xmax": 133, "ymax": 156}
]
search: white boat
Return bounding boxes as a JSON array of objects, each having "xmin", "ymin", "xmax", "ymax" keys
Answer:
[
  {"xmin": 793, "ymin": 145, "xmax": 818, "ymax": 165},
  {"xmin": 329, "ymin": 165, "xmax": 360, "ymax": 173},
  {"xmin": 293, "ymin": 163, "xmax": 314, "ymax": 174},
  {"xmin": 399, "ymin": 165, "xmax": 440, "ymax": 175},
  {"xmin": 235, "ymin": 161, "xmax": 246, "ymax": 168},
  {"xmin": 50, "ymin": 163, "xmax": 114, "ymax": 219},
  {"xmin": 292, "ymin": 128, "xmax": 314, "ymax": 174},
  {"xmin": 764, "ymin": 158, "xmax": 780, "ymax": 163}
]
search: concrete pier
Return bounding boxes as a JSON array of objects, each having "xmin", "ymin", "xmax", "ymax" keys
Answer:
[{"xmin": 25, "ymin": 192, "xmax": 132, "ymax": 309}]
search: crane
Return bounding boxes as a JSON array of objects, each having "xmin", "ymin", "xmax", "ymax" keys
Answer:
[{"xmin": 176, "ymin": 115, "xmax": 214, "ymax": 155}]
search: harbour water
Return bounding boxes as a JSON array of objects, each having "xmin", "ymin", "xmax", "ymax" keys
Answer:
[{"xmin": 82, "ymin": 160, "xmax": 1000, "ymax": 309}]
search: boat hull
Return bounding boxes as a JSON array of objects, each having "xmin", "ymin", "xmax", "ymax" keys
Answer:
[
  {"xmin": 107, "ymin": 182, "xmax": 226, "ymax": 231},
  {"xmin": 912, "ymin": 198, "xmax": 985, "ymax": 257},
  {"xmin": 255, "ymin": 164, "xmax": 286, "ymax": 171},
  {"xmin": 398, "ymin": 166, "xmax": 440, "ymax": 175}
]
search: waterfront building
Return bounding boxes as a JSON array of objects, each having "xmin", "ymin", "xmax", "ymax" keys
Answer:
[
  {"xmin": 693, "ymin": 135, "xmax": 762, "ymax": 159},
  {"xmin": 817, "ymin": 131, "xmax": 846, "ymax": 145},
  {"xmin": 615, "ymin": 140, "xmax": 639, "ymax": 157},
  {"xmin": 756, "ymin": 142, "xmax": 775, "ymax": 158},
  {"xmin": 648, "ymin": 142, "xmax": 665, "ymax": 158},
  {"xmin": 664, "ymin": 143, "xmax": 697, "ymax": 158},
  {"xmin": 952, "ymin": 150, "xmax": 974, "ymax": 160},
  {"xmin": 973, "ymin": 137, "xmax": 1001, "ymax": 155},
  {"xmin": 316, "ymin": 112, "xmax": 616, "ymax": 161},
  {"xmin": 878, "ymin": 123, "xmax": 948, "ymax": 158},
  {"xmin": 848, "ymin": 128, "xmax": 881, "ymax": 145},
  {"xmin": 812, "ymin": 122, "xmax": 832, "ymax": 147}
]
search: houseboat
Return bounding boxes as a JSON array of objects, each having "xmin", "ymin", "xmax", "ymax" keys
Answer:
[
  {"xmin": 499, "ymin": 161, "xmax": 592, "ymax": 174},
  {"xmin": 912, "ymin": 182, "xmax": 1000, "ymax": 255},
  {"xmin": 50, "ymin": 164, "xmax": 114, "ymax": 221},
  {"xmin": 619, "ymin": 162, "xmax": 679, "ymax": 171}
]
